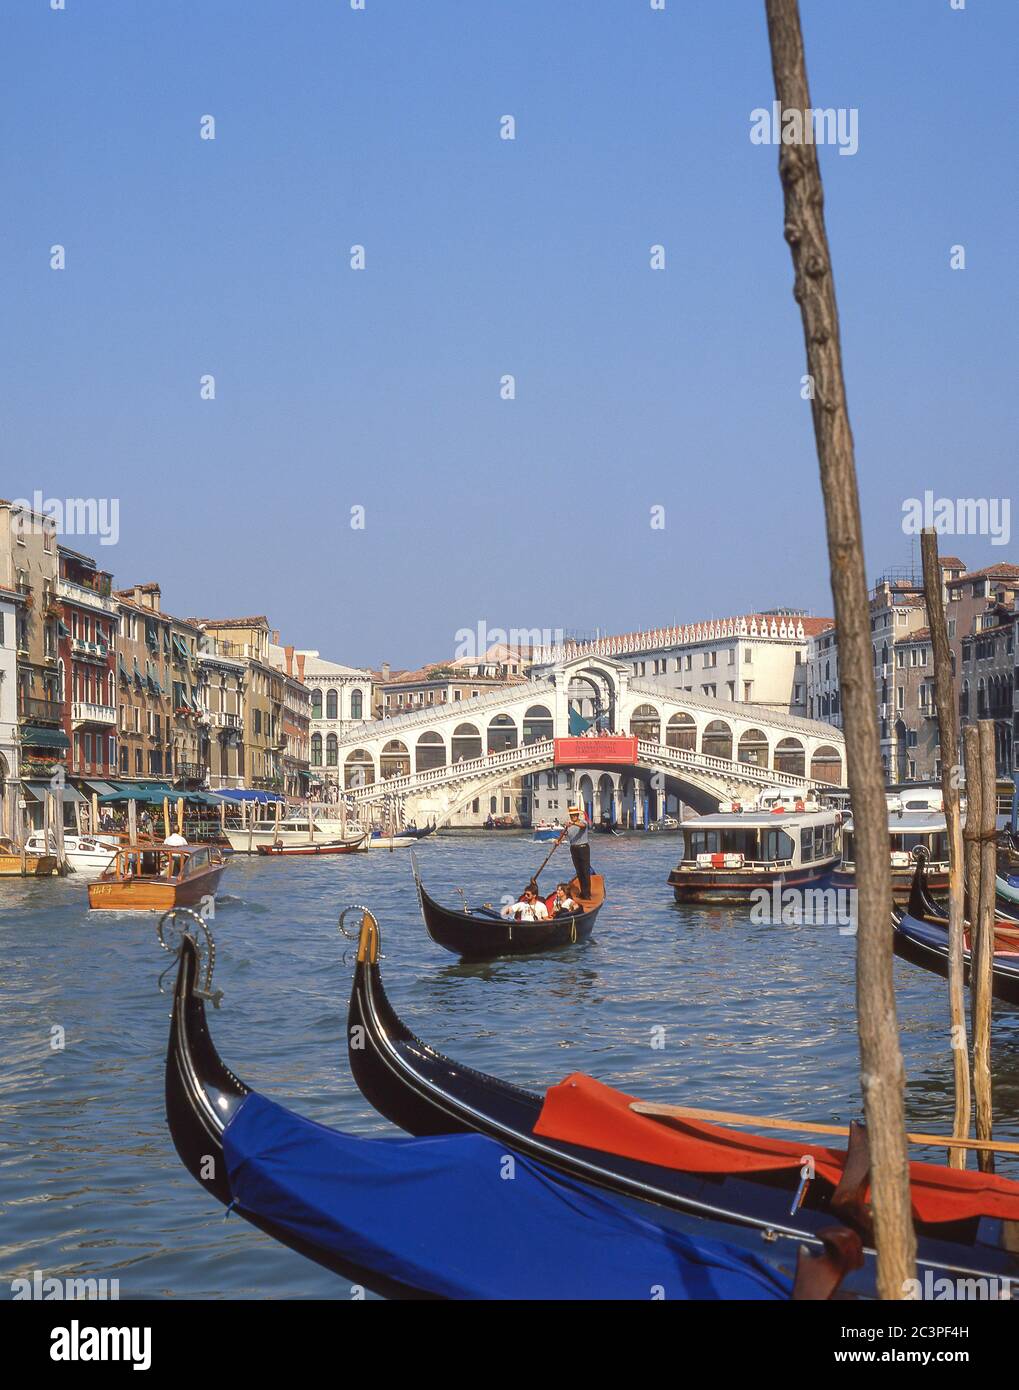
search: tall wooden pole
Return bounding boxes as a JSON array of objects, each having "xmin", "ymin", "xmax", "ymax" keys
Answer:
[
  {"xmin": 764, "ymin": 0, "xmax": 915, "ymax": 1295},
  {"xmin": 920, "ymin": 529, "xmax": 969, "ymax": 1166},
  {"xmin": 973, "ymin": 721, "xmax": 997, "ymax": 1171}
]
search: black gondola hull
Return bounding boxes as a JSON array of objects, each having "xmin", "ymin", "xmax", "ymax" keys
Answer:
[
  {"xmin": 165, "ymin": 937, "xmax": 438, "ymax": 1300},
  {"xmin": 346, "ymin": 919, "xmax": 1019, "ymax": 1292},
  {"xmin": 417, "ymin": 881, "xmax": 599, "ymax": 959}
]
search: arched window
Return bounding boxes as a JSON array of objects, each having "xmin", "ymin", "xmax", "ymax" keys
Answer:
[
  {"xmin": 487, "ymin": 714, "xmax": 517, "ymax": 753},
  {"xmin": 381, "ymin": 739, "xmax": 410, "ymax": 777},
  {"xmin": 311, "ymin": 689, "xmax": 323, "ymax": 719},
  {"xmin": 350, "ymin": 689, "xmax": 363, "ymax": 720},
  {"xmin": 326, "ymin": 689, "xmax": 338, "ymax": 720},
  {"xmin": 344, "ymin": 748, "xmax": 375, "ymax": 788},
  {"xmin": 629, "ymin": 704, "xmax": 661, "ymax": 741},
  {"xmin": 810, "ymin": 744, "xmax": 843, "ymax": 785},
  {"xmin": 416, "ymin": 730, "xmax": 445, "ymax": 772},
  {"xmin": 737, "ymin": 728, "xmax": 768, "ymax": 766},
  {"xmin": 774, "ymin": 736, "xmax": 805, "ymax": 777},
  {"xmin": 666, "ymin": 712, "xmax": 696, "ymax": 751},
  {"xmin": 701, "ymin": 720, "xmax": 733, "ymax": 760},
  {"xmin": 326, "ymin": 734, "xmax": 338, "ymax": 766},
  {"xmin": 451, "ymin": 723, "xmax": 482, "ymax": 762},
  {"xmin": 522, "ymin": 705, "xmax": 553, "ymax": 744},
  {"xmin": 311, "ymin": 733, "xmax": 322, "ymax": 767}
]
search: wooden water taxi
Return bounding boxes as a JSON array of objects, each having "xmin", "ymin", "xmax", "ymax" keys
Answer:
[
  {"xmin": 668, "ymin": 790, "xmax": 841, "ymax": 903},
  {"xmin": 0, "ymin": 835, "xmax": 57, "ymax": 877},
  {"xmin": 88, "ymin": 843, "xmax": 227, "ymax": 911}
]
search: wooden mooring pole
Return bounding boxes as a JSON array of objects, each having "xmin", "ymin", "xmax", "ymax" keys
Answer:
[
  {"xmin": 920, "ymin": 529, "xmax": 969, "ymax": 1166},
  {"xmin": 764, "ymin": 0, "xmax": 916, "ymax": 1295},
  {"xmin": 973, "ymin": 721, "xmax": 997, "ymax": 1172}
]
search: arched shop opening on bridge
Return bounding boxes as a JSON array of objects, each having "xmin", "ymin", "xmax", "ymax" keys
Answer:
[
  {"xmin": 344, "ymin": 748, "xmax": 375, "ymax": 788},
  {"xmin": 380, "ymin": 739, "xmax": 410, "ymax": 779},
  {"xmin": 487, "ymin": 714, "xmax": 518, "ymax": 753},
  {"xmin": 416, "ymin": 731, "xmax": 445, "ymax": 772},
  {"xmin": 451, "ymin": 723, "xmax": 483, "ymax": 762}
]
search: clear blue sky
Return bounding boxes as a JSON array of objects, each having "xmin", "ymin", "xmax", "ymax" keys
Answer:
[{"xmin": 2, "ymin": 0, "xmax": 1015, "ymax": 669}]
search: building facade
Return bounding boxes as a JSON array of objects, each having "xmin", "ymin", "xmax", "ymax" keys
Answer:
[
  {"xmin": 197, "ymin": 640, "xmax": 247, "ymax": 789},
  {"xmin": 297, "ymin": 651, "xmax": 375, "ymax": 797},
  {"xmin": 0, "ymin": 501, "xmax": 67, "ymax": 816},
  {"xmin": 196, "ymin": 618, "xmax": 284, "ymax": 792},
  {"xmin": 532, "ymin": 612, "xmax": 829, "ymax": 718},
  {"xmin": 0, "ymin": 584, "xmax": 21, "ymax": 834},
  {"xmin": 58, "ymin": 547, "xmax": 119, "ymax": 786}
]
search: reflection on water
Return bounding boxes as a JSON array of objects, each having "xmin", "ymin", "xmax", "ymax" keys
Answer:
[{"xmin": 1, "ymin": 832, "xmax": 1017, "ymax": 1298}]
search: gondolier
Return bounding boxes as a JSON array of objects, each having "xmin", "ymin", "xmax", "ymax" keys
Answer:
[{"xmin": 563, "ymin": 804, "xmax": 591, "ymax": 898}]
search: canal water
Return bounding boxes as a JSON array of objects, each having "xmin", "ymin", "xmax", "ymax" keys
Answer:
[{"xmin": 2, "ymin": 832, "xmax": 1018, "ymax": 1299}]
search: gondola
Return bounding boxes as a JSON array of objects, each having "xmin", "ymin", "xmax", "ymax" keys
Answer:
[
  {"xmin": 161, "ymin": 913, "xmax": 808, "ymax": 1300},
  {"xmin": 346, "ymin": 908, "xmax": 1019, "ymax": 1295},
  {"xmin": 907, "ymin": 851, "xmax": 1019, "ymax": 930},
  {"xmin": 413, "ymin": 860, "xmax": 603, "ymax": 959},
  {"xmin": 894, "ymin": 859, "xmax": 1019, "ymax": 1007}
]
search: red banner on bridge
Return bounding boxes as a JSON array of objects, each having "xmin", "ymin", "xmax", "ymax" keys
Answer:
[{"xmin": 553, "ymin": 736, "xmax": 638, "ymax": 767}]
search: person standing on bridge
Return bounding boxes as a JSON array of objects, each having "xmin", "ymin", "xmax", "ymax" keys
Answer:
[{"xmin": 561, "ymin": 804, "xmax": 591, "ymax": 898}]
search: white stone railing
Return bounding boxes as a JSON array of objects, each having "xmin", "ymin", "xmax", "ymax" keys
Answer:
[
  {"xmin": 57, "ymin": 577, "xmax": 119, "ymax": 616},
  {"xmin": 635, "ymin": 739, "xmax": 817, "ymax": 789},
  {"xmin": 342, "ymin": 735, "xmax": 842, "ymax": 805},
  {"xmin": 345, "ymin": 740, "xmax": 556, "ymax": 803},
  {"xmin": 71, "ymin": 701, "xmax": 117, "ymax": 727}
]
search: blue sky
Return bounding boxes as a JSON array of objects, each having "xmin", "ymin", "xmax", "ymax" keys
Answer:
[{"xmin": 2, "ymin": 0, "xmax": 1015, "ymax": 668}]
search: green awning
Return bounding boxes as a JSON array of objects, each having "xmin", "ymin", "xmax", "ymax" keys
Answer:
[
  {"xmin": 118, "ymin": 653, "xmax": 130, "ymax": 682},
  {"xmin": 23, "ymin": 780, "xmax": 86, "ymax": 804},
  {"xmin": 21, "ymin": 725, "xmax": 70, "ymax": 750}
]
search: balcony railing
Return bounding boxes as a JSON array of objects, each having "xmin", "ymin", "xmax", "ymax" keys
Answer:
[
  {"xmin": 19, "ymin": 695, "xmax": 63, "ymax": 723},
  {"xmin": 70, "ymin": 637, "xmax": 111, "ymax": 662},
  {"xmin": 56, "ymin": 576, "xmax": 118, "ymax": 615},
  {"xmin": 208, "ymin": 711, "xmax": 243, "ymax": 729},
  {"xmin": 173, "ymin": 762, "xmax": 209, "ymax": 784},
  {"xmin": 72, "ymin": 702, "xmax": 117, "ymax": 728}
]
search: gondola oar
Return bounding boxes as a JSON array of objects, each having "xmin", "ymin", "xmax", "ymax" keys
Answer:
[
  {"xmin": 530, "ymin": 828, "xmax": 567, "ymax": 887},
  {"xmin": 631, "ymin": 1102, "xmax": 1019, "ymax": 1156}
]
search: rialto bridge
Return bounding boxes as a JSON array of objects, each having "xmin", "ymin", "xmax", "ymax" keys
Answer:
[{"xmin": 322, "ymin": 655, "xmax": 845, "ymax": 824}]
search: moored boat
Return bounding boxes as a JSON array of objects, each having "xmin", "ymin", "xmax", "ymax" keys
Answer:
[
  {"xmin": 668, "ymin": 789, "xmax": 840, "ymax": 904},
  {"xmin": 162, "ymin": 917, "xmax": 803, "ymax": 1300},
  {"xmin": 25, "ymin": 831, "xmax": 118, "ymax": 876},
  {"xmin": 0, "ymin": 835, "xmax": 57, "ymax": 877},
  {"xmin": 256, "ymin": 838, "xmax": 367, "ymax": 856},
  {"xmin": 223, "ymin": 811, "xmax": 366, "ymax": 854},
  {"xmin": 892, "ymin": 857, "xmax": 1019, "ymax": 1006},
  {"xmin": 346, "ymin": 907, "xmax": 1019, "ymax": 1296},
  {"xmin": 88, "ymin": 843, "xmax": 227, "ymax": 910},
  {"xmin": 832, "ymin": 788, "xmax": 952, "ymax": 903}
]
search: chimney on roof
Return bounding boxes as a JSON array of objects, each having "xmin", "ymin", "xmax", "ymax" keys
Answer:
[
  {"xmin": 135, "ymin": 584, "xmax": 161, "ymax": 612},
  {"xmin": 273, "ymin": 629, "xmax": 280, "ymax": 645},
  {"xmin": 381, "ymin": 662, "xmax": 390, "ymax": 680},
  {"xmin": 296, "ymin": 652, "xmax": 306, "ymax": 681},
  {"xmin": 284, "ymin": 644, "xmax": 294, "ymax": 676}
]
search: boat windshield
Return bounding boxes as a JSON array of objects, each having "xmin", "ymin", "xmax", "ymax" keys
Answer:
[{"xmin": 686, "ymin": 827, "xmax": 795, "ymax": 863}]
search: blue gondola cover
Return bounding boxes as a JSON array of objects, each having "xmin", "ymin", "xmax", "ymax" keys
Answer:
[{"xmin": 222, "ymin": 1092, "xmax": 792, "ymax": 1300}]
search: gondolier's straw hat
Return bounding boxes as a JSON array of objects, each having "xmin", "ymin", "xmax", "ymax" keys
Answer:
[{"xmin": 568, "ymin": 805, "xmax": 581, "ymax": 815}]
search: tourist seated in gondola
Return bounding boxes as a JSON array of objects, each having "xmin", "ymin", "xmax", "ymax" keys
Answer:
[
  {"xmin": 499, "ymin": 887, "xmax": 549, "ymax": 922},
  {"xmin": 544, "ymin": 882, "xmax": 580, "ymax": 917}
]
